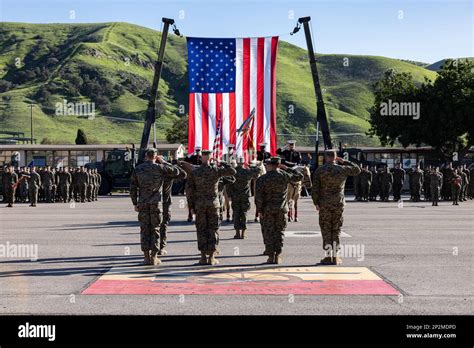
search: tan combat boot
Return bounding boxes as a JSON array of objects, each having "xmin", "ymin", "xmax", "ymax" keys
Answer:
[
  {"xmin": 274, "ymin": 253, "xmax": 282, "ymax": 264},
  {"xmin": 333, "ymin": 257, "xmax": 342, "ymax": 265},
  {"xmin": 208, "ymin": 251, "xmax": 219, "ymax": 265},
  {"xmin": 241, "ymin": 229, "xmax": 247, "ymax": 239},
  {"xmin": 150, "ymin": 251, "xmax": 161, "ymax": 266},
  {"xmin": 319, "ymin": 256, "xmax": 333, "ymax": 265},
  {"xmin": 158, "ymin": 248, "xmax": 167, "ymax": 256},
  {"xmin": 143, "ymin": 251, "xmax": 151, "ymax": 265},
  {"xmin": 198, "ymin": 252, "xmax": 208, "ymax": 265},
  {"xmin": 233, "ymin": 230, "xmax": 241, "ymax": 239},
  {"xmin": 266, "ymin": 252, "xmax": 275, "ymax": 264}
]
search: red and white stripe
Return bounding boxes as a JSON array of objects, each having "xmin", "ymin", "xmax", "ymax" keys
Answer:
[{"xmin": 188, "ymin": 36, "xmax": 278, "ymax": 158}]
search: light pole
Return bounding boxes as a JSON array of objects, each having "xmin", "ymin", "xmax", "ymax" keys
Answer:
[{"xmin": 29, "ymin": 104, "xmax": 34, "ymax": 144}]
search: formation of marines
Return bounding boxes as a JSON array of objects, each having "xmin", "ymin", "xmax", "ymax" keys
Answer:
[
  {"xmin": 1, "ymin": 165, "xmax": 101, "ymax": 207},
  {"xmin": 130, "ymin": 140, "xmax": 358, "ymax": 267},
  {"xmin": 354, "ymin": 162, "xmax": 472, "ymax": 206}
]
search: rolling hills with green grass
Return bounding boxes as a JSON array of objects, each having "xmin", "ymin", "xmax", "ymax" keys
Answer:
[{"xmin": 0, "ymin": 22, "xmax": 439, "ymax": 146}]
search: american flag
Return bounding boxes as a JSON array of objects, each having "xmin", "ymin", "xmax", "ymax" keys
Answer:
[
  {"xmin": 211, "ymin": 111, "xmax": 222, "ymax": 162},
  {"xmin": 187, "ymin": 37, "xmax": 279, "ymax": 159}
]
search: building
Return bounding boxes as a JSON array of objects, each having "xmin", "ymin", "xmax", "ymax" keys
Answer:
[
  {"xmin": 297, "ymin": 146, "xmax": 474, "ymax": 168},
  {"xmin": 0, "ymin": 143, "xmax": 185, "ymax": 167}
]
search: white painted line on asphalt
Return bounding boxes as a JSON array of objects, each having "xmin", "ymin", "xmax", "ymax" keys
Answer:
[{"xmin": 285, "ymin": 231, "xmax": 351, "ymax": 238}]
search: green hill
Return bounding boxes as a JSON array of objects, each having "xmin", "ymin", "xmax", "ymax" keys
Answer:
[
  {"xmin": 425, "ymin": 57, "xmax": 474, "ymax": 71},
  {"xmin": 0, "ymin": 22, "xmax": 438, "ymax": 146}
]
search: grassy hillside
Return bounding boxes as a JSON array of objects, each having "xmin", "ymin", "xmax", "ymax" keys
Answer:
[
  {"xmin": 425, "ymin": 57, "xmax": 474, "ymax": 71},
  {"xmin": 0, "ymin": 22, "xmax": 438, "ymax": 146}
]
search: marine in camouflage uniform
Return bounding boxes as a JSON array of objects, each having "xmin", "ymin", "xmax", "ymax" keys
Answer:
[
  {"xmin": 42, "ymin": 167, "xmax": 55, "ymax": 203},
  {"xmin": 353, "ymin": 172, "xmax": 361, "ymax": 201},
  {"xmin": 255, "ymin": 157, "xmax": 303, "ymax": 264},
  {"xmin": 429, "ymin": 167, "xmax": 443, "ymax": 206},
  {"xmin": 58, "ymin": 167, "xmax": 72, "ymax": 203},
  {"xmin": 3, "ymin": 166, "xmax": 18, "ymax": 207},
  {"xmin": 27, "ymin": 167, "xmax": 42, "ymax": 206},
  {"xmin": 186, "ymin": 150, "xmax": 236, "ymax": 265},
  {"xmin": 358, "ymin": 165, "xmax": 372, "ymax": 202},
  {"xmin": 461, "ymin": 165, "xmax": 470, "ymax": 201},
  {"xmin": 94, "ymin": 169, "xmax": 101, "ymax": 201},
  {"xmin": 423, "ymin": 165, "xmax": 432, "ymax": 201},
  {"xmin": 159, "ymin": 160, "xmax": 187, "ymax": 255},
  {"xmin": 130, "ymin": 149, "xmax": 185, "ymax": 266},
  {"xmin": 451, "ymin": 170, "xmax": 462, "ymax": 205},
  {"xmin": 18, "ymin": 168, "xmax": 29, "ymax": 203},
  {"xmin": 458, "ymin": 166, "xmax": 469, "ymax": 202},
  {"xmin": 391, "ymin": 164, "xmax": 405, "ymax": 201},
  {"xmin": 379, "ymin": 166, "xmax": 393, "ymax": 202},
  {"xmin": 227, "ymin": 157, "xmax": 263, "ymax": 239},
  {"xmin": 86, "ymin": 168, "xmax": 94, "ymax": 202},
  {"xmin": 369, "ymin": 167, "xmax": 380, "ymax": 201},
  {"xmin": 408, "ymin": 166, "xmax": 424, "ymax": 202},
  {"xmin": 441, "ymin": 163, "xmax": 455, "ymax": 200},
  {"xmin": 69, "ymin": 168, "xmax": 77, "ymax": 202},
  {"xmin": 76, "ymin": 167, "xmax": 89, "ymax": 203},
  {"xmin": 311, "ymin": 150, "xmax": 361, "ymax": 265}
]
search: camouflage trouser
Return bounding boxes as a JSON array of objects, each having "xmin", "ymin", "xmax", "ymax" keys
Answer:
[
  {"xmin": 319, "ymin": 204, "xmax": 344, "ymax": 252},
  {"xmin": 159, "ymin": 202, "xmax": 171, "ymax": 249},
  {"xmin": 60, "ymin": 185, "xmax": 69, "ymax": 202},
  {"xmin": 451, "ymin": 185, "xmax": 460, "ymax": 204},
  {"xmin": 44, "ymin": 185, "xmax": 53, "ymax": 202},
  {"xmin": 4, "ymin": 188, "xmax": 15, "ymax": 204},
  {"xmin": 79, "ymin": 183, "xmax": 87, "ymax": 202},
  {"xmin": 461, "ymin": 184, "xmax": 467, "ymax": 200},
  {"xmin": 138, "ymin": 203, "xmax": 162, "ymax": 252},
  {"xmin": 86, "ymin": 185, "xmax": 93, "ymax": 201},
  {"xmin": 95, "ymin": 184, "xmax": 100, "ymax": 200},
  {"xmin": 380, "ymin": 183, "xmax": 391, "ymax": 201},
  {"xmin": 195, "ymin": 205, "xmax": 220, "ymax": 253},
  {"xmin": 430, "ymin": 186, "xmax": 440, "ymax": 204},
  {"xmin": 51, "ymin": 185, "xmax": 57, "ymax": 202},
  {"xmin": 29, "ymin": 187, "xmax": 39, "ymax": 205},
  {"xmin": 423, "ymin": 183, "xmax": 431, "ymax": 200},
  {"xmin": 412, "ymin": 184, "xmax": 422, "ymax": 201},
  {"xmin": 392, "ymin": 184, "xmax": 402, "ymax": 201},
  {"xmin": 360, "ymin": 183, "xmax": 370, "ymax": 201},
  {"xmin": 231, "ymin": 197, "xmax": 250, "ymax": 230},
  {"xmin": 260, "ymin": 210, "xmax": 287, "ymax": 254}
]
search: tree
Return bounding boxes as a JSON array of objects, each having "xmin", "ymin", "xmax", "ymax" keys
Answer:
[
  {"xmin": 166, "ymin": 116, "xmax": 188, "ymax": 145},
  {"xmin": 75, "ymin": 129, "xmax": 88, "ymax": 144},
  {"xmin": 368, "ymin": 60, "xmax": 473, "ymax": 160}
]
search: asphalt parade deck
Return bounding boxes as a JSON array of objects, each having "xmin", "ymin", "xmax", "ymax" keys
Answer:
[{"xmin": 0, "ymin": 195, "xmax": 472, "ymax": 315}]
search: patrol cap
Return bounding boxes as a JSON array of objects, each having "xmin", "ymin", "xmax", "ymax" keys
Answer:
[
  {"xmin": 287, "ymin": 140, "xmax": 296, "ymax": 145},
  {"xmin": 195, "ymin": 146, "xmax": 202, "ymax": 152},
  {"xmin": 146, "ymin": 148, "xmax": 158, "ymax": 157},
  {"xmin": 259, "ymin": 143, "xmax": 267, "ymax": 147},
  {"xmin": 227, "ymin": 144, "xmax": 235, "ymax": 148},
  {"xmin": 201, "ymin": 150, "xmax": 213, "ymax": 155}
]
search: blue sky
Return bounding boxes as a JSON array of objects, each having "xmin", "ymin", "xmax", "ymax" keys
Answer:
[{"xmin": 1, "ymin": 0, "xmax": 472, "ymax": 63}]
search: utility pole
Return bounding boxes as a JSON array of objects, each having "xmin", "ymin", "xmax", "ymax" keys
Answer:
[
  {"xmin": 139, "ymin": 17, "xmax": 175, "ymax": 162},
  {"xmin": 298, "ymin": 16, "xmax": 333, "ymax": 150},
  {"xmin": 29, "ymin": 104, "xmax": 34, "ymax": 144}
]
